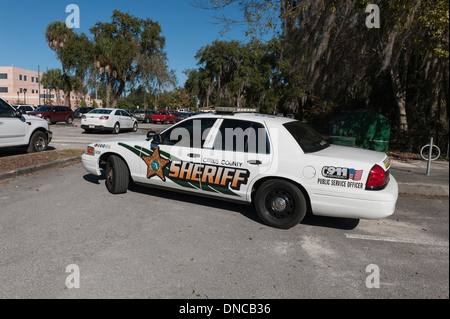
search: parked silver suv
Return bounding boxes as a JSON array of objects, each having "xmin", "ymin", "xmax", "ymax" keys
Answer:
[{"xmin": 0, "ymin": 98, "xmax": 52, "ymax": 153}]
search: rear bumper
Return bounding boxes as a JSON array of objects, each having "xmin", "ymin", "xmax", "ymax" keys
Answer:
[
  {"xmin": 81, "ymin": 124, "xmax": 113, "ymax": 132},
  {"xmin": 310, "ymin": 175, "xmax": 399, "ymax": 220}
]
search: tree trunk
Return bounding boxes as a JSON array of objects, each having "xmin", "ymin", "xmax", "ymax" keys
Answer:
[
  {"xmin": 106, "ymin": 78, "xmax": 112, "ymax": 108},
  {"xmin": 390, "ymin": 66, "xmax": 408, "ymax": 137},
  {"xmin": 64, "ymin": 91, "xmax": 71, "ymax": 107}
]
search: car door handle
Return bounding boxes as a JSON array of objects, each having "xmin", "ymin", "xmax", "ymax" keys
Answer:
[
  {"xmin": 247, "ymin": 160, "xmax": 262, "ymax": 165},
  {"xmin": 188, "ymin": 153, "xmax": 200, "ymax": 158}
]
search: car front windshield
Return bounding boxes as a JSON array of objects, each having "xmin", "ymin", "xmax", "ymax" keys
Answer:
[
  {"xmin": 34, "ymin": 106, "xmax": 52, "ymax": 112},
  {"xmin": 283, "ymin": 121, "xmax": 330, "ymax": 153}
]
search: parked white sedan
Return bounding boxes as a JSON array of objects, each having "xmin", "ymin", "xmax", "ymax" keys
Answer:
[
  {"xmin": 81, "ymin": 109, "xmax": 398, "ymax": 229},
  {"xmin": 81, "ymin": 108, "xmax": 138, "ymax": 134}
]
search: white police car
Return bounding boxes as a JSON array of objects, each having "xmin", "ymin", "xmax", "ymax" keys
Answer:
[{"xmin": 82, "ymin": 108, "xmax": 398, "ymax": 229}]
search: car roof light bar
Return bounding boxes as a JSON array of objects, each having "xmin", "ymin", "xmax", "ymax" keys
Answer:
[{"xmin": 215, "ymin": 107, "xmax": 259, "ymax": 114}]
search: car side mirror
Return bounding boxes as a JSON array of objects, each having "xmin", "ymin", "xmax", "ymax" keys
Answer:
[
  {"xmin": 15, "ymin": 110, "xmax": 23, "ymax": 118},
  {"xmin": 150, "ymin": 133, "xmax": 161, "ymax": 144},
  {"xmin": 147, "ymin": 131, "xmax": 156, "ymax": 139}
]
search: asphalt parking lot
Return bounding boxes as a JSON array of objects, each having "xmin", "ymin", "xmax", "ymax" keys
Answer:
[
  {"xmin": 0, "ymin": 120, "xmax": 448, "ymax": 300},
  {"xmin": 48, "ymin": 119, "xmax": 170, "ymax": 150}
]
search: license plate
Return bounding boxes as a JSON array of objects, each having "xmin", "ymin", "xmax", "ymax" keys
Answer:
[{"xmin": 89, "ymin": 125, "xmax": 95, "ymax": 128}]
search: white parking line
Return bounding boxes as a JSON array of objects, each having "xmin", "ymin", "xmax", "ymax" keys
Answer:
[{"xmin": 345, "ymin": 233, "xmax": 449, "ymax": 247}]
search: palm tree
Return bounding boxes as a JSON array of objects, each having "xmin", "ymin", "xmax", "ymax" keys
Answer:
[
  {"xmin": 41, "ymin": 69, "xmax": 64, "ymax": 105},
  {"xmin": 45, "ymin": 21, "xmax": 74, "ymax": 107}
]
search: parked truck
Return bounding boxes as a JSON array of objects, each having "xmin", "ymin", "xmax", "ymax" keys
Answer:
[{"xmin": 151, "ymin": 110, "xmax": 179, "ymax": 124}]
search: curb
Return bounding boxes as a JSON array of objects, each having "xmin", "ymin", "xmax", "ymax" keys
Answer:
[
  {"xmin": 0, "ymin": 156, "xmax": 82, "ymax": 182},
  {"xmin": 397, "ymin": 182, "xmax": 449, "ymax": 197}
]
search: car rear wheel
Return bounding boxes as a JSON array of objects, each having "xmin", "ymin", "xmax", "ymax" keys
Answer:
[
  {"xmin": 132, "ymin": 122, "xmax": 138, "ymax": 132},
  {"xmin": 66, "ymin": 116, "xmax": 73, "ymax": 124},
  {"xmin": 105, "ymin": 155, "xmax": 129, "ymax": 194},
  {"xmin": 113, "ymin": 122, "xmax": 120, "ymax": 134},
  {"xmin": 27, "ymin": 131, "xmax": 48, "ymax": 153},
  {"xmin": 254, "ymin": 179, "xmax": 307, "ymax": 229}
]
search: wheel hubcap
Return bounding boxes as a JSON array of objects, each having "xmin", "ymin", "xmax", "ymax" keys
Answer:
[
  {"xmin": 265, "ymin": 189, "xmax": 294, "ymax": 219},
  {"xmin": 271, "ymin": 197, "xmax": 287, "ymax": 212},
  {"xmin": 35, "ymin": 137, "xmax": 45, "ymax": 151},
  {"xmin": 107, "ymin": 168, "xmax": 113, "ymax": 184}
]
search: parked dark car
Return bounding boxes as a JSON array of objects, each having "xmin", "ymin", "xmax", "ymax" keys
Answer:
[
  {"xmin": 29, "ymin": 105, "xmax": 75, "ymax": 124},
  {"xmin": 132, "ymin": 109, "xmax": 155, "ymax": 123},
  {"xmin": 74, "ymin": 107, "xmax": 95, "ymax": 118},
  {"xmin": 12, "ymin": 105, "xmax": 36, "ymax": 114}
]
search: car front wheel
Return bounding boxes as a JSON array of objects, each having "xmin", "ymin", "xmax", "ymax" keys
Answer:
[
  {"xmin": 254, "ymin": 179, "xmax": 307, "ymax": 229},
  {"xmin": 105, "ymin": 155, "xmax": 129, "ymax": 194},
  {"xmin": 27, "ymin": 131, "xmax": 48, "ymax": 153}
]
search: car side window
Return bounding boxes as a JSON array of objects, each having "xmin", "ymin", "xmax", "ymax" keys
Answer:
[
  {"xmin": 0, "ymin": 100, "xmax": 15, "ymax": 117},
  {"xmin": 213, "ymin": 119, "xmax": 270, "ymax": 154},
  {"xmin": 115, "ymin": 110, "xmax": 121, "ymax": 116},
  {"xmin": 160, "ymin": 118, "xmax": 216, "ymax": 148}
]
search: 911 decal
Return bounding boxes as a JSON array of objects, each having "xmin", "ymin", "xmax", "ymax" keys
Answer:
[
  {"xmin": 322, "ymin": 166, "xmax": 363, "ymax": 181},
  {"xmin": 318, "ymin": 166, "xmax": 364, "ymax": 189}
]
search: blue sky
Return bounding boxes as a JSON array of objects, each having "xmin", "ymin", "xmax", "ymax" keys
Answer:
[{"xmin": 0, "ymin": 0, "xmax": 250, "ymax": 88}]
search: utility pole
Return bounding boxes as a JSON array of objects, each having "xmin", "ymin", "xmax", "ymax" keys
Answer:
[{"xmin": 38, "ymin": 65, "xmax": 41, "ymax": 105}]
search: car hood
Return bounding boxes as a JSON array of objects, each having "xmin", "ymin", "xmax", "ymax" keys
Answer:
[
  {"xmin": 98, "ymin": 135, "xmax": 147, "ymax": 145},
  {"xmin": 22, "ymin": 114, "xmax": 48, "ymax": 124}
]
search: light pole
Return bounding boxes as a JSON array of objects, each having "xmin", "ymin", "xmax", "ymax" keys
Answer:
[
  {"xmin": 23, "ymin": 89, "xmax": 27, "ymax": 104},
  {"xmin": 17, "ymin": 91, "xmax": 20, "ymax": 104}
]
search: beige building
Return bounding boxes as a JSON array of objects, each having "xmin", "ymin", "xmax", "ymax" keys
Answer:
[{"xmin": 0, "ymin": 66, "xmax": 102, "ymax": 109}]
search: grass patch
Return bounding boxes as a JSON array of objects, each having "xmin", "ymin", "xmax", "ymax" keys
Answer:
[{"xmin": 0, "ymin": 149, "xmax": 85, "ymax": 173}]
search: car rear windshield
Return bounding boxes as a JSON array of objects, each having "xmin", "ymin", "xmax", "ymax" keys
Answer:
[
  {"xmin": 89, "ymin": 109, "xmax": 112, "ymax": 114},
  {"xmin": 283, "ymin": 121, "xmax": 329, "ymax": 153},
  {"xmin": 35, "ymin": 106, "xmax": 52, "ymax": 112}
]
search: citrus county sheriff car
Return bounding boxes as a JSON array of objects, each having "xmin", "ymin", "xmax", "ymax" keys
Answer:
[{"xmin": 82, "ymin": 108, "xmax": 398, "ymax": 229}]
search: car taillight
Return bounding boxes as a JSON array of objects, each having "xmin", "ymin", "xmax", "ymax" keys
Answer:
[
  {"xmin": 366, "ymin": 165, "xmax": 388, "ymax": 190},
  {"xmin": 99, "ymin": 116, "xmax": 109, "ymax": 120}
]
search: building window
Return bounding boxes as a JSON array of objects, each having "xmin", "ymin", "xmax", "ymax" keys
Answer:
[
  {"xmin": 32, "ymin": 77, "xmax": 34, "ymax": 83},
  {"xmin": 32, "ymin": 89, "xmax": 35, "ymax": 94},
  {"xmin": 20, "ymin": 88, "xmax": 23, "ymax": 93},
  {"xmin": 0, "ymin": 87, "xmax": 8, "ymax": 93},
  {"xmin": 0, "ymin": 73, "xmax": 7, "ymax": 79},
  {"xmin": 24, "ymin": 75, "xmax": 27, "ymax": 81},
  {"xmin": 19, "ymin": 75, "xmax": 23, "ymax": 80}
]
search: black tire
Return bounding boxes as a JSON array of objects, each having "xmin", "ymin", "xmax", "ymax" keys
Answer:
[
  {"xmin": 113, "ymin": 122, "xmax": 120, "ymax": 134},
  {"xmin": 132, "ymin": 122, "xmax": 138, "ymax": 132},
  {"xmin": 254, "ymin": 179, "xmax": 307, "ymax": 229},
  {"xmin": 66, "ymin": 116, "xmax": 73, "ymax": 124},
  {"xmin": 27, "ymin": 131, "xmax": 48, "ymax": 153},
  {"xmin": 105, "ymin": 155, "xmax": 129, "ymax": 194},
  {"xmin": 44, "ymin": 117, "xmax": 51, "ymax": 124}
]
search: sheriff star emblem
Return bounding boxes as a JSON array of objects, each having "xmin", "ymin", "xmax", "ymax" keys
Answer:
[{"xmin": 142, "ymin": 147, "xmax": 170, "ymax": 181}]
